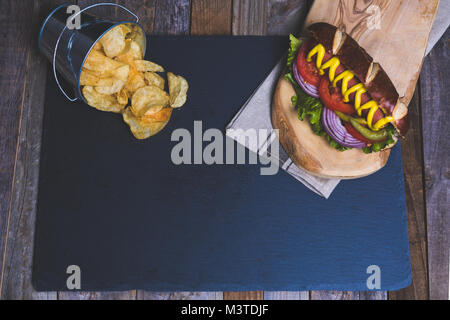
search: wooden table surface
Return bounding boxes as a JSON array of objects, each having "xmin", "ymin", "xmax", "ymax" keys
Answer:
[{"xmin": 0, "ymin": 0, "xmax": 448, "ymax": 300}]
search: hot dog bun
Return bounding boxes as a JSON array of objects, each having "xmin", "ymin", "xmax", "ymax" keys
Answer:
[{"xmin": 308, "ymin": 23, "xmax": 409, "ymax": 136}]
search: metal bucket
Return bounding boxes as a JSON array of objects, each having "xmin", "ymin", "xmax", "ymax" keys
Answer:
[{"xmin": 38, "ymin": 2, "xmax": 146, "ymax": 103}]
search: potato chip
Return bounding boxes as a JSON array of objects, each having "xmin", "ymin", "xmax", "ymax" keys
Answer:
[
  {"xmin": 80, "ymin": 68, "xmax": 107, "ymax": 79},
  {"xmin": 80, "ymin": 64, "xmax": 129, "ymax": 87},
  {"xmin": 131, "ymin": 85, "xmax": 169, "ymax": 117},
  {"xmin": 93, "ymin": 42, "xmax": 103, "ymax": 51},
  {"xmin": 134, "ymin": 60, "xmax": 164, "ymax": 73},
  {"xmin": 144, "ymin": 72, "xmax": 165, "ymax": 89},
  {"xmin": 111, "ymin": 64, "xmax": 130, "ymax": 81},
  {"xmin": 141, "ymin": 107, "xmax": 173, "ymax": 124},
  {"xmin": 82, "ymin": 86, "xmax": 126, "ymax": 113},
  {"xmin": 84, "ymin": 50, "xmax": 125, "ymax": 74},
  {"xmin": 120, "ymin": 24, "xmax": 132, "ymax": 36},
  {"xmin": 143, "ymin": 105, "xmax": 164, "ymax": 117},
  {"xmin": 122, "ymin": 108, "xmax": 170, "ymax": 140},
  {"xmin": 167, "ymin": 72, "xmax": 189, "ymax": 108},
  {"xmin": 94, "ymin": 78, "xmax": 125, "ymax": 95},
  {"xmin": 80, "ymin": 69, "xmax": 101, "ymax": 86},
  {"xmin": 115, "ymin": 40, "xmax": 143, "ymax": 65},
  {"xmin": 127, "ymin": 40, "xmax": 143, "ymax": 60},
  {"xmin": 116, "ymin": 88, "xmax": 129, "ymax": 106},
  {"xmin": 99, "ymin": 25, "xmax": 126, "ymax": 58},
  {"xmin": 125, "ymin": 70, "xmax": 146, "ymax": 94},
  {"xmin": 125, "ymin": 24, "xmax": 138, "ymax": 40}
]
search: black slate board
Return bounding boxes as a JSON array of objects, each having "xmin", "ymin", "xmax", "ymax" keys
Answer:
[{"xmin": 33, "ymin": 36, "xmax": 411, "ymax": 291}]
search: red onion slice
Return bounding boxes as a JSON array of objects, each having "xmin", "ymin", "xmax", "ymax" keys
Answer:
[
  {"xmin": 292, "ymin": 62, "xmax": 319, "ymax": 98},
  {"xmin": 322, "ymin": 107, "xmax": 366, "ymax": 149}
]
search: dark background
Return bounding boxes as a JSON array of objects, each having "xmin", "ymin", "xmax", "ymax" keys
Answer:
[{"xmin": 0, "ymin": 0, "xmax": 448, "ymax": 300}]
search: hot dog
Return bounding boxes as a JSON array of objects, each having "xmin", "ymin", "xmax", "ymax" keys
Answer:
[
  {"xmin": 300, "ymin": 38, "xmax": 385, "ymax": 125},
  {"xmin": 285, "ymin": 22, "xmax": 409, "ymax": 153}
]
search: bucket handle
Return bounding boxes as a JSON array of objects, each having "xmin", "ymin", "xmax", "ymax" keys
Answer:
[{"xmin": 53, "ymin": 3, "xmax": 140, "ymax": 102}]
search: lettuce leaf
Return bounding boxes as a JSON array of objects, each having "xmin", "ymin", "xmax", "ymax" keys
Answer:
[
  {"xmin": 294, "ymin": 88, "xmax": 350, "ymax": 152},
  {"xmin": 287, "ymin": 34, "xmax": 302, "ymax": 69}
]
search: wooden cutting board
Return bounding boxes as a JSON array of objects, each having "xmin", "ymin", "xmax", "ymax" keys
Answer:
[
  {"xmin": 272, "ymin": 0, "xmax": 439, "ymax": 179},
  {"xmin": 272, "ymin": 78, "xmax": 391, "ymax": 179}
]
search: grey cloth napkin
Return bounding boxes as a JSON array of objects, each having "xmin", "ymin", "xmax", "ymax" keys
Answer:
[{"xmin": 226, "ymin": 6, "xmax": 449, "ymax": 198}]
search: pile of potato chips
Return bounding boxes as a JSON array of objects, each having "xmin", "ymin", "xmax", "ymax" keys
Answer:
[{"xmin": 80, "ymin": 23, "xmax": 188, "ymax": 139}]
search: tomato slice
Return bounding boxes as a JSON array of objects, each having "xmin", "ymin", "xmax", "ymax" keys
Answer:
[
  {"xmin": 344, "ymin": 122, "xmax": 387, "ymax": 144},
  {"xmin": 319, "ymin": 78, "xmax": 355, "ymax": 115},
  {"xmin": 296, "ymin": 40, "xmax": 321, "ymax": 87}
]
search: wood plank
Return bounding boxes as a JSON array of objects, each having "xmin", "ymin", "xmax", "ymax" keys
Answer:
[
  {"xmin": 0, "ymin": 0, "xmax": 48, "ymax": 300},
  {"xmin": 224, "ymin": 291, "xmax": 264, "ymax": 300},
  {"xmin": 81, "ymin": 0, "xmax": 118, "ymax": 17},
  {"xmin": 388, "ymin": 86, "xmax": 428, "ymax": 300},
  {"xmin": 138, "ymin": 292, "xmax": 223, "ymax": 300},
  {"xmin": 311, "ymin": 291, "xmax": 359, "ymax": 300},
  {"xmin": 359, "ymin": 291, "xmax": 387, "ymax": 300},
  {"xmin": 191, "ymin": 0, "xmax": 232, "ymax": 35},
  {"xmin": 0, "ymin": 0, "xmax": 65, "ymax": 300},
  {"xmin": 265, "ymin": 0, "xmax": 314, "ymax": 35},
  {"xmin": 264, "ymin": 291, "xmax": 309, "ymax": 300},
  {"xmin": 233, "ymin": 0, "xmax": 313, "ymax": 36},
  {"xmin": 153, "ymin": 0, "xmax": 190, "ymax": 35},
  {"xmin": 420, "ymin": 29, "xmax": 449, "ymax": 300},
  {"xmin": 232, "ymin": 0, "xmax": 267, "ymax": 35},
  {"xmin": 77, "ymin": 0, "xmax": 120, "ymax": 18},
  {"xmin": 117, "ymin": 0, "xmax": 155, "ymax": 34},
  {"xmin": 58, "ymin": 291, "xmax": 136, "ymax": 300},
  {"xmin": 311, "ymin": 291, "xmax": 386, "ymax": 300}
]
